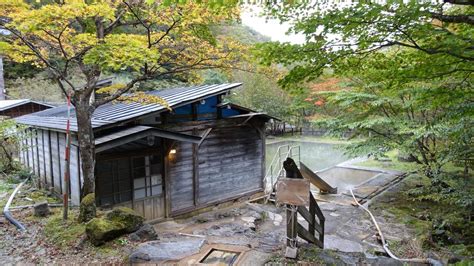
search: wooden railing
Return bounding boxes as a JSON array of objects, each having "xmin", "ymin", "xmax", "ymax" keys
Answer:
[
  {"xmin": 283, "ymin": 157, "xmax": 325, "ymax": 250},
  {"xmin": 286, "ymin": 192, "xmax": 325, "ymax": 249},
  {"xmin": 297, "ymin": 193, "xmax": 325, "ymax": 248}
]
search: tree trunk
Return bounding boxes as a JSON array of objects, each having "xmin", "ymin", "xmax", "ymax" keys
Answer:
[
  {"xmin": 75, "ymin": 96, "xmax": 97, "ymax": 222},
  {"xmin": 75, "ymin": 99, "xmax": 96, "ymax": 198}
]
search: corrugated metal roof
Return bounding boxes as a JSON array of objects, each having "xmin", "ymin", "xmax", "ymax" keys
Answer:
[
  {"xmin": 0, "ymin": 99, "xmax": 54, "ymax": 111},
  {"xmin": 16, "ymin": 83, "xmax": 241, "ymax": 131}
]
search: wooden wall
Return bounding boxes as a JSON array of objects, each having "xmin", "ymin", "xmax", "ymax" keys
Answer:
[
  {"xmin": 197, "ymin": 125, "xmax": 263, "ymax": 204},
  {"xmin": 166, "ymin": 120, "xmax": 265, "ymax": 215},
  {"xmin": 20, "ymin": 128, "xmax": 82, "ymax": 205},
  {"xmin": 168, "ymin": 141, "xmax": 195, "ymax": 213},
  {"xmin": 0, "ymin": 102, "xmax": 51, "ymax": 118}
]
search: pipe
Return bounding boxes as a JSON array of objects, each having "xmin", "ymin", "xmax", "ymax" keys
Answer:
[
  {"xmin": 349, "ymin": 188, "xmax": 442, "ymax": 266},
  {"xmin": 3, "ymin": 177, "xmax": 29, "ymax": 231}
]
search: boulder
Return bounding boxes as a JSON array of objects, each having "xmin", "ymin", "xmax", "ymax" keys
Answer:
[
  {"xmin": 78, "ymin": 193, "xmax": 96, "ymax": 223},
  {"xmin": 86, "ymin": 217, "xmax": 126, "ymax": 246},
  {"xmin": 129, "ymin": 238, "xmax": 206, "ymax": 263},
  {"xmin": 33, "ymin": 201, "xmax": 50, "ymax": 217},
  {"xmin": 106, "ymin": 207, "xmax": 144, "ymax": 233},
  {"xmin": 397, "ymin": 153, "xmax": 418, "ymax": 163},
  {"xmin": 129, "ymin": 224, "xmax": 158, "ymax": 242},
  {"xmin": 85, "ymin": 206, "xmax": 145, "ymax": 246}
]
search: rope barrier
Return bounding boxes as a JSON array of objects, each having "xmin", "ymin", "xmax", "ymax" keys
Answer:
[{"xmin": 349, "ymin": 188, "xmax": 442, "ymax": 266}]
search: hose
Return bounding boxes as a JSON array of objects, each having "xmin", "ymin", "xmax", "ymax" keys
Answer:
[
  {"xmin": 3, "ymin": 177, "xmax": 29, "ymax": 231},
  {"xmin": 349, "ymin": 188, "xmax": 442, "ymax": 266}
]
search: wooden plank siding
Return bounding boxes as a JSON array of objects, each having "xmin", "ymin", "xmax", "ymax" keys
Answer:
[
  {"xmin": 22, "ymin": 129, "xmax": 81, "ymax": 204},
  {"xmin": 197, "ymin": 125, "xmax": 263, "ymax": 205},
  {"xmin": 169, "ymin": 141, "xmax": 195, "ymax": 213},
  {"xmin": 70, "ymin": 136, "xmax": 81, "ymax": 205},
  {"xmin": 26, "ymin": 129, "xmax": 33, "ymax": 170},
  {"xmin": 32, "ymin": 129, "xmax": 39, "ymax": 179},
  {"xmin": 167, "ymin": 121, "xmax": 265, "ymax": 215},
  {"xmin": 50, "ymin": 131, "xmax": 62, "ymax": 194},
  {"xmin": 19, "ymin": 116, "xmax": 266, "ymax": 214},
  {"xmin": 37, "ymin": 129, "xmax": 45, "ymax": 184},
  {"xmin": 58, "ymin": 133, "xmax": 67, "ymax": 195},
  {"xmin": 43, "ymin": 130, "xmax": 53, "ymax": 188}
]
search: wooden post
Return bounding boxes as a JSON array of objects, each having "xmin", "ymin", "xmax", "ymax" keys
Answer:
[
  {"xmin": 285, "ymin": 204, "xmax": 298, "ymax": 258},
  {"xmin": 192, "ymin": 129, "xmax": 199, "ymax": 206},
  {"xmin": 63, "ymin": 94, "xmax": 71, "ymax": 221},
  {"xmin": 309, "ymin": 191, "xmax": 316, "ymax": 236}
]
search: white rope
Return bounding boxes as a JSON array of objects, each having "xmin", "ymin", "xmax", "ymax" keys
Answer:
[{"xmin": 349, "ymin": 188, "xmax": 441, "ymax": 265}]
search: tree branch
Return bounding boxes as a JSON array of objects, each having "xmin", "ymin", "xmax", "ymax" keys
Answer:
[{"xmin": 430, "ymin": 12, "xmax": 474, "ymax": 25}]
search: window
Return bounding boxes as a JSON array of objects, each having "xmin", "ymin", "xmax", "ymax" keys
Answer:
[
  {"xmin": 133, "ymin": 155, "xmax": 163, "ymax": 200},
  {"xmin": 96, "ymin": 153, "xmax": 163, "ymax": 206},
  {"xmin": 96, "ymin": 158, "xmax": 132, "ymax": 206}
]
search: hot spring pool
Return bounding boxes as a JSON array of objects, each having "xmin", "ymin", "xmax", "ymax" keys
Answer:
[
  {"xmin": 266, "ymin": 139, "xmax": 383, "ymax": 193},
  {"xmin": 265, "ymin": 140, "xmax": 350, "ymax": 172}
]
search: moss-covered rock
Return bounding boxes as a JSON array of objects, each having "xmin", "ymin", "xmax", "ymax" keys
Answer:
[
  {"xmin": 106, "ymin": 207, "xmax": 144, "ymax": 233},
  {"xmin": 85, "ymin": 218, "xmax": 125, "ymax": 246},
  {"xmin": 85, "ymin": 206, "xmax": 145, "ymax": 246},
  {"xmin": 78, "ymin": 193, "xmax": 96, "ymax": 223}
]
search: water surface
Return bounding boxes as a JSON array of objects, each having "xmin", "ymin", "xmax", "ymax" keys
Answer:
[{"xmin": 265, "ymin": 140, "xmax": 350, "ymax": 172}]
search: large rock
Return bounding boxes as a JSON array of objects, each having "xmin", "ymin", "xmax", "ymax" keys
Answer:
[
  {"xmin": 78, "ymin": 193, "xmax": 96, "ymax": 223},
  {"xmin": 129, "ymin": 224, "xmax": 158, "ymax": 242},
  {"xmin": 106, "ymin": 207, "xmax": 144, "ymax": 233},
  {"xmin": 86, "ymin": 207, "xmax": 144, "ymax": 246},
  {"xmin": 129, "ymin": 238, "xmax": 206, "ymax": 263},
  {"xmin": 33, "ymin": 201, "xmax": 50, "ymax": 217},
  {"xmin": 86, "ymin": 218, "xmax": 126, "ymax": 246}
]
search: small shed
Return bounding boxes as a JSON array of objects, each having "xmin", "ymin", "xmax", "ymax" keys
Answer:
[
  {"xmin": 16, "ymin": 83, "xmax": 274, "ymax": 221},
  {"xmin": 0, "ymin": 99, "xmax": 53, "ymax": 118}
]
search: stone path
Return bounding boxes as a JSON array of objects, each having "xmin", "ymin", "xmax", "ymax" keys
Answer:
[{"xmin": 130, "ymin": 165, "xmax": 414, "ymax": 264}]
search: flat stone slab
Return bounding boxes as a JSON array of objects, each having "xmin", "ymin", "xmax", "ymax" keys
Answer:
[
  {"xmin": 239, "ymin": 250, "xmax": 273, "ymax": 266},
  {"xmin": 129, "ymin": 238, "xmax": 206, "ymax": 263},
  {"xmin": 324, "ymin": 235, "xmax": 363, "ymax": 253}
]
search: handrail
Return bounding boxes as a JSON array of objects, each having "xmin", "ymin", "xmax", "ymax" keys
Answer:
[{"xmin": 264, "ymin": 144, "xmax": 301, "ymax": 195}]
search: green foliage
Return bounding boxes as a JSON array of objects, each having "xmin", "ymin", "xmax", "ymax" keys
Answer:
[
  {"xmin": 373, "ymin": 173, "xmax": 474, "ymax": 257},
  {"xmin": 5, "ymin": 70, "xmax": 68, "ymax": 103},
  {"xmin": 315, "ymin": 50, "xmax": 473, "ymax": 178},
  {"xmin": 2, "ymin": 60, "xmax": 42, "ymax": 80},
  {"xmin": 0, "ymin": 119, "xmax": 29, "ymax": 173},
  {"xmin": 229, "ymin": 70, "xmax": 291, "ymax": 120},
  {"xmin": 258, "ymin": 2, "xmax": 473, "ymax": 87},
  {"xmin": 256, "ymin": 2, "xmax": 473, "ymax": 179}
]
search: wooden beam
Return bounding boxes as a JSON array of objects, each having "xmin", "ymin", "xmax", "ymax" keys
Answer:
[
  {"xmin": 163, "ymin": 139, "xmax": 172, "ymax": 218},
  {"xmin": 95, "ymin": 129, "xmax": 201, "ymax": 153},
  {"xmin": 297, "ymin": 223, "xmax": 324, "ymax": 248},
  {"xmin": 300, "ymin": 162, "xmax": 337, "ymax": 194},
  {"xmin": 198, "ymin": 128, "xmax": 212, "ymax": 147},
  {"xmin": 297, "ymin": 205, "xmax": 323, "ymax": 235},
  {"xmin": 192, "ymin": 133, "xmax": 199, "ymax": 206},
  {"xmin": 286, "ymin": 205, "xmax": 298, "ymax": 247}
]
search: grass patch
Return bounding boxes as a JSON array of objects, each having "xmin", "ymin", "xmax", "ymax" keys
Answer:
[
  {"xmin": 355, "ymin": 149, "xmax": 419, "ymax": 172},
  {"xmin": 44, "ymin": 209, "xmax": 86, "ymax": 248},
  {"xmin": 0, "ymin": 176, "xmax": 17, "ymax": 209},
  {"xmin": 371, "ymin": 173, "xmax": 474, "ymax": 259}
]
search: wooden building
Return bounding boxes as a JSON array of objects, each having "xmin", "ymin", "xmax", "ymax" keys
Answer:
[
  {"xmin": 16, "ymin": 84, "xmax": 274, "ymax": 221},
  {"xmin": 0, "ymin": 99, "xmax": 53, "ymax": 118}
]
